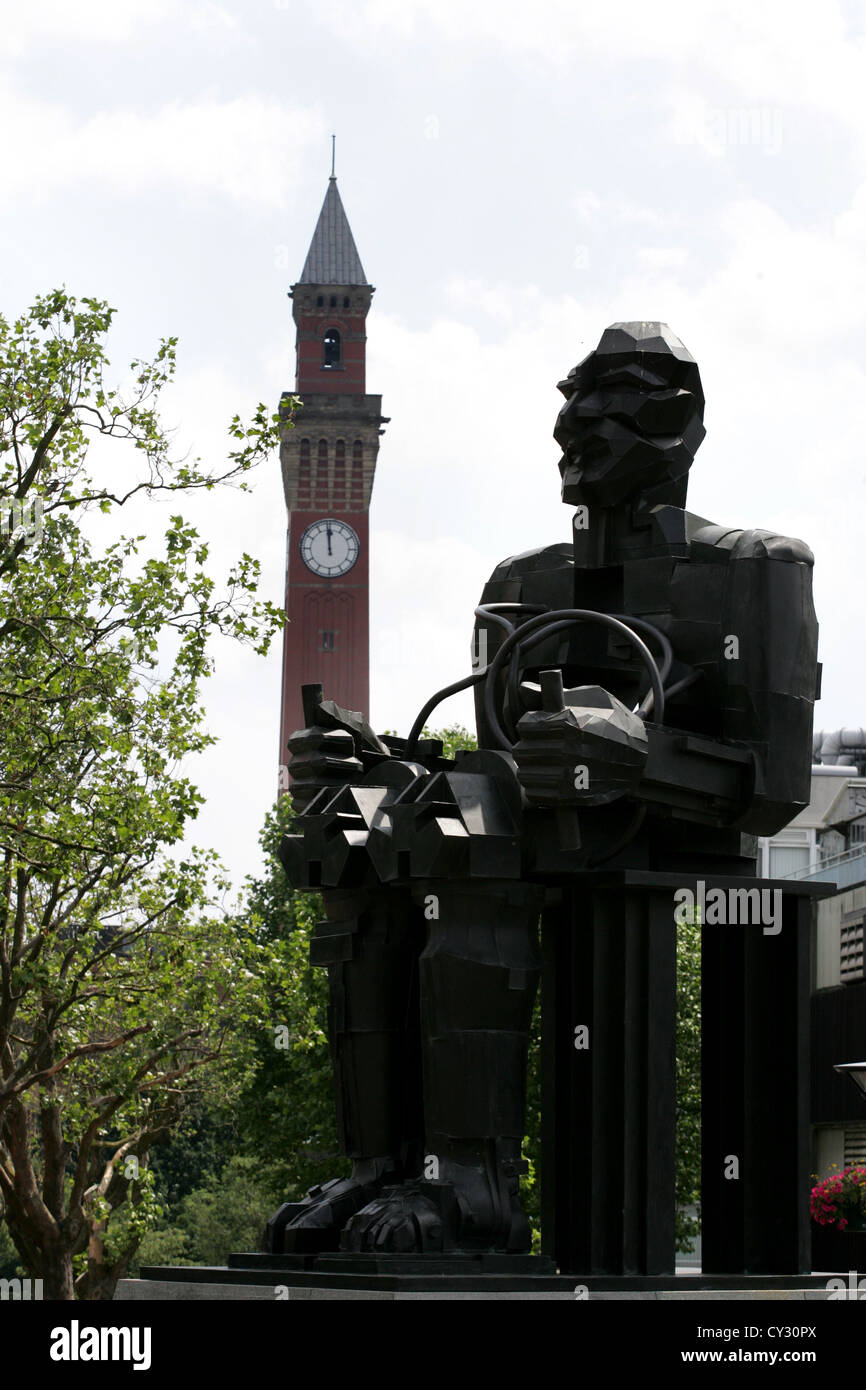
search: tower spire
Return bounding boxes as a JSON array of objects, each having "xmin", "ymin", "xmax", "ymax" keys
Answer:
[
  {"xmin": 331, "ymin": 133, "xmax": 336, "ymax": 179},
  {"xmin": 296, "ymin": 176, "xmax": 368, "ymax": 286}
]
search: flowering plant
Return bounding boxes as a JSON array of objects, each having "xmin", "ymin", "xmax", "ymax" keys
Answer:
[{"xmin": 810, "ymin": 1164, "xmax": 866, "ymax": 1230}]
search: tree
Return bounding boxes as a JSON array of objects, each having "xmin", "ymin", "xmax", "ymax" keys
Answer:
[
  {"xmin": 233, "ymin": 794, "xmax": 342, "ymax": 1206},
  {"xmin": 0, "ymin": 289, "xmax": 294, "ymax": 1298}
]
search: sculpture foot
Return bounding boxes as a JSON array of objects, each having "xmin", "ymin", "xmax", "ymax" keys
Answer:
[
  {"xmin": 263, "ymin": 1157, "xmax": 402, "ymax": 1254},
  {"xmin": 340, "ymin": 1183, "xmax": 447, "ymax": 1253},
  {"xmin": 341, "ymin": 1164, "xmax": 531, "ymax": 1254}
]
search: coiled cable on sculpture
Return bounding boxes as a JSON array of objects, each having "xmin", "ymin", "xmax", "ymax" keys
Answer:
[
  {"xmin": 405, "ymin": 603, "xmax": 677, "ymax": 750},
  {"xmin": 403, "ymin": 604, "xmax": 708, "ymax": 864}
]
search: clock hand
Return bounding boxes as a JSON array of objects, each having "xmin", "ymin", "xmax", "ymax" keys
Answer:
[{"xmin": 326, "ymin": 523, "xmax": 332, "ymax": 556}]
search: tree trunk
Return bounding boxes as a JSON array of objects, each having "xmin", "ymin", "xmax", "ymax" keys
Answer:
[
  {"xmin": 42, "ymin": 1243, "xmax": 75, "ymax": 1301},
  {"xmin": 78, "ymin": 1266, "xmax": 121, "ymax": 1301},
  {"xmin": 74, "ymin": 1222, "xmax": 125, "ymax": 1301}
]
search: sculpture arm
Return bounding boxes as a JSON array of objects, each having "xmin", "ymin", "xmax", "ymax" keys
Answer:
[
  {"xmin": 566, "ymin": 530, "xmax": 819, "ymax": 834},
  {"xmin": 614, "ymin": 528, "xmax": 818, "ymax": 832},
  {"xmin": 713, "ymin": 529, "xmax": 819, "ymax": 835}
]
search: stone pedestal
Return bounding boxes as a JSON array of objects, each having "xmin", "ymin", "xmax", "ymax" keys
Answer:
[{"xmin": 119, "ymin": 1255, "xmax": 841, "ymax": 1300}]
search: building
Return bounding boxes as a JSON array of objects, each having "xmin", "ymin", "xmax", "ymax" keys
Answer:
[
  {"xmin": 759, "ymin": 728, "xmax": 866, "ymax": 1187},
  {"xmin": 277, "ymin": 175, "xmax": 388, "ymax": 767}
]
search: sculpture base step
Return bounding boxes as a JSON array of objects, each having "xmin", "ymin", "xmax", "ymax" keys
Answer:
[{"xmin": 127, "ymin": 1257, "xmax": 845, "ymax": 1299}]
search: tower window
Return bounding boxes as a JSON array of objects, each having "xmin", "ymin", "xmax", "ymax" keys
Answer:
[
  {"xmin": 343, "ymin": 296, "xmax": 350, "ymax": 308},
  {"xmin": 351, "ymin": 441, "xmax": 364, "ymax": 504},
  {"xmin": 298, "ymin": 439, "xmax": 311, "ymax": 500},
  {"xmin": 334, "ymin": 440, "xmax": 346, "ymax": 497},
  {"xmin": 329, "ymin": 295, "xmax": 337, "ymax": 307},
  {"xmin": 322, "ymin": 328, "xmax": 342, "ymax": 368},
  {"xmin": 315, "ymin": 439, "xmax": 329, "ymax": 498},
  {"xmin": 320, "ymin": 630, "xmax": 337, "ymax": 652},
  {"xmin": 316, "ymin": 295, "xmax": 324, "ymax": 307}
]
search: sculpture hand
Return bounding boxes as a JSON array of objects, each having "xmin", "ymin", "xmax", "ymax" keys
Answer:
[
  {"xmin": 286, "ymin": 682, "xmax": 388, "ymax": 811},
  {"xmin": 513, "ymin": 671, "xmax": 647, "ymax": 808},
  {"xmin": 286, "ymin": 725, "xmax": 365, "ymax": 812}
]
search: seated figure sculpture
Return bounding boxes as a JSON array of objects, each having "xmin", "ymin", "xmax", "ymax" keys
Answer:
[{"xmin": 264, "ymin": 322, "xmax": 819, "ymax": 1256}]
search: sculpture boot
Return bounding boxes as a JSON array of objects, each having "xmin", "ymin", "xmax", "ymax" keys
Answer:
[
  {"xmin": 264, "ymin": 886, "xmax": 424, "ymax": 1253},
  {"xmin": 342, "ymin": 881, "xmax": 542, "ymax": 1254}
]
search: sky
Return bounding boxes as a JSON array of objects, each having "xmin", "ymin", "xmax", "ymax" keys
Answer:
[{"xmin": 2, "ymin": 0, "xmax": 866, "ymax": 891}]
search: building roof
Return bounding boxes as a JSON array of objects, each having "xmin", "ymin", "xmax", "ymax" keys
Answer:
[
  {"xmin": 297, "ymin": 177, "xmax": 368, "ymax": 286},
  {"xmin": 788, "ymin": 768, "xmax": 864, "ymax": 831}
]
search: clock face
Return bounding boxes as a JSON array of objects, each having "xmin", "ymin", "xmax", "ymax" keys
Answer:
[{"xmin": 300, "ymin": 518, "xmax": 360, "ymax": 577}]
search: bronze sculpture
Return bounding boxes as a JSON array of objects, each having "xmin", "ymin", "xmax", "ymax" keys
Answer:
[{"xmin": 265, "ymin": 322, "xmax": 820, "ymax": 1264}]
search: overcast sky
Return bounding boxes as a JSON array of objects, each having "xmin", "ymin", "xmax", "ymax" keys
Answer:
[{"xmin": 3, "ymin": 0, "xmax": 865, "ymax": 890}]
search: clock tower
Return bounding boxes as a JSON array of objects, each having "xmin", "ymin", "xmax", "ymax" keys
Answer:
[{"xmin": 278, "ymin": 175, "xmax": 387, "ymax": 769}]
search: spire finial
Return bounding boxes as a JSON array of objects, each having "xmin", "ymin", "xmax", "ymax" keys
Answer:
[{"xmin": 331, "ymin": 134, "xmax": 336, "ymax": 179}]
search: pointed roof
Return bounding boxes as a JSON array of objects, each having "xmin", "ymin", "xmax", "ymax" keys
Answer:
[{"xmin": 298, "ymin": 177, "xmax": 368, "ymax": 285}]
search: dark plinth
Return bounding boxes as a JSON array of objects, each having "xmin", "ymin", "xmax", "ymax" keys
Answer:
[
  {"xmin": 700, "ymin": 877, "xmax": 831, "ymax": 1274},
  {"xmin": 541, "ymin": 874, "xmax": 677, "ymax": 1276},
  {"xmin": 541, "ymin": 872, "xmax": 832, "ymax": 1277},
  {"xmin": 811, "ymin": 1224, "xmax": 866, "ymax": 1273}
]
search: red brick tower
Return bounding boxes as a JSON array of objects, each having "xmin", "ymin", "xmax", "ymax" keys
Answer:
[{"xmin": 278, "ymin": 176, "xmax": 387, "ymax": 771}]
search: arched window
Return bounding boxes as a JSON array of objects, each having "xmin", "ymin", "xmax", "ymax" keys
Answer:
[
  {"xmin": 342, "ymin": 295, "xmax": 350, "ymax": 308},
  {"xmin": 316, "ymin": 295, "xmax": 324, "ymax": 308},
  {"xmin": 315, "ymin": 439, "xmax": 329, "ymax": 499},
  {"xmin": 334, "ymin": 439, "xmax": 346, "ymax": 498},
  {"xmin": 351, "ymin": 440, "xmax": 364, "ymax": 504},
  {"xmin": 329, "ymin": 295, "xmax": 337, "ymax": 308},
  {"xmin": 322, "ymin": 328, "xmax": 341, "ymax": 368},
  {"xmin": 298, "ymin": 438, "xmax": 311, "ymax": 500}
]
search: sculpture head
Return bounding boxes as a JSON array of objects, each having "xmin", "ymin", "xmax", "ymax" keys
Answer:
[{"xmin": 554, "ymin": 322, "xmax": 706, "ymax": 509}]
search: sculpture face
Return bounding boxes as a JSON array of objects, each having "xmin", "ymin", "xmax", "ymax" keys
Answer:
[{"xmin": 554, "ymin": 321, "xmax": 706, "ymax": 508}]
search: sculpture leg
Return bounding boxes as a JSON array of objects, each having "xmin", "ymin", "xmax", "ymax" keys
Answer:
[
  {"xmin": 264, "ymin": 885, "xmax": 423, "ymax": 1253},
  {"xmin": 342, "ymin": 881, "xmax": 542, "ymax": 1254}
]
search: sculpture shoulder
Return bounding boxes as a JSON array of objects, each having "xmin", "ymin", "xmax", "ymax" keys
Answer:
[
  {"xmin": 485, "ymin": 541, "xmax": 573, "ymax": 584},
  {"xmin": 690, "ymin": 521, "xmax": 814, "ymax": 566}
]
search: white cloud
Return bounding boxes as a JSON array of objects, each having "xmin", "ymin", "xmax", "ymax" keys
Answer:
[
  {"xmin": 1, "ymin": 0, "xmax": 247, "ymax": 51},
  {"xmin": 572, "ymin": 190, "xmax": 602, "ymax": 222},
  {"xmin": 635, "ymin": 247, "xmax": 689, "ymax": 272},
  {"xmin": 312, "ymin": 0, "xmax": 866, "ymax": 139},
  {"xmin": 188, "ymin": 2, "xmax": 240, "ymax": 32},
  {"xmin": 0, "ymin": 83, "xmax": 324, "ymax": 207},
  {"xmin": 370, "ymin": 530, "xmax": 488, "ymax": 735},
  {"xmin": 2, "ymin": 0, "xmax": 178, "ymax": 52}
]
